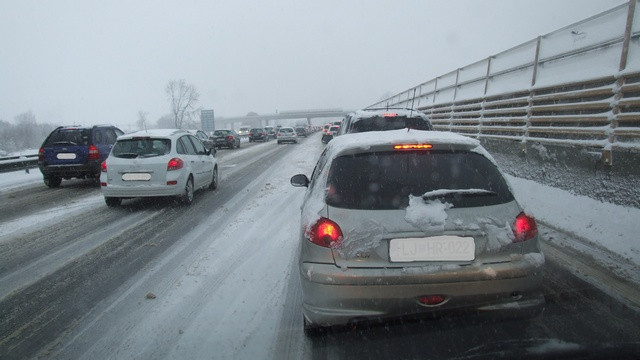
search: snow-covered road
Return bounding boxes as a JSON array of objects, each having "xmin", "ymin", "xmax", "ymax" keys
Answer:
[{"xmin": 1, "ymin": 133, "xmax": 639, "ymax": 359}]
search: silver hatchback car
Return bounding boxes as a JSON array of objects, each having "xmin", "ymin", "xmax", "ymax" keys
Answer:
[
  {"xmin": 291, "ymin": 129, "xmax": 544, "ymax": 334},
  {"xmin": 100, "ymin": 129, "xmax": 218, "ymax": 207}
]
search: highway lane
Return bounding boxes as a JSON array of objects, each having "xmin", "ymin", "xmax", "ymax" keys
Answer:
[{"xmin": 0, "ymin": 136, "xmax": 301, "ymax": 359}]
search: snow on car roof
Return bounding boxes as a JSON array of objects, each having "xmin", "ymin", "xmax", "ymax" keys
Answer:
[
  {"xmin": 326, "ymin": 129, "xmax": 480, "ymax": 155},
  {"xmin": 352, "ymin": 108, "xmax": 429, "ymax": 120},
  {"xmin": 118, "ymin": 129, "xmax": 187, "ymax": 139}
]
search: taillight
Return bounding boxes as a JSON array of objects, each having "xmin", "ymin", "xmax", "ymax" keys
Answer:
[
  {"xmin": 38, "ymin": 147, "xmax": 44, "ymax": 161},
  {"xmin": 307, "ymin": 217, "xmax": 343, "ymax": 248},
  {"xmin": 167, "ymin": 158, "xmax": 184, "ymax": 171},
  {"xmin": 227, "ymin": 135, "xmax": 233, "ymax": 141},
  {"xmin": 101, "ymin": 161, "xmax": 107, "ymax": 172},
  {"xmin": 418, "ymin": 295, "xmax": 446, "ymax": 306},
  {"xmin": 383, "ymin": 113, "xmax": 398, "ymax": 117},
  {"xmin": 393, "ymin": 144, "xmax": 433, "ymax": 150},
  {"xmin": 88, "ymin": 145, "xmax": 100, "ymax": 160},
  {"xmin": 513, "ymin": 212, "xmax": 538, "ymax": 242}
]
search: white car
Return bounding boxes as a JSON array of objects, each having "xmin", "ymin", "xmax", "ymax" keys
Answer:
[
  {"xmin": 100, "ymin": 129, "xmax": 218, "ymax": 207},
  {"xmin": 277, "ymin": 127, "xmax": 297, "ymax": 144}
]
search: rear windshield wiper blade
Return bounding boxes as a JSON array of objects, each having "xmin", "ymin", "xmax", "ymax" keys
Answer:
[
  {"xmin": 53, "ymin": 141, "xmax": 78, "ymax": 146},
  {"xmin": 421, "ymin": 189, "xmax": 497, "ymax": 200},
  {"xmin": 115, "ymin": 153, "xmax": 139, "ymax": 158}
]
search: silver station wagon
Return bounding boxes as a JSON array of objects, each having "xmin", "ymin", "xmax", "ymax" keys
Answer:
[
  {"xmin": 291, "ymin": 129, "xmax": 544, "ymax": 334},
  {"xmin": 100, "ymin": 129, "xmax": 218, "ymax": 207}
]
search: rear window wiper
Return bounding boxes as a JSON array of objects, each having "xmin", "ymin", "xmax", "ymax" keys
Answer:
[
  {"xmin": 421, "ymin": 189, "xmax": 497, "ymax": 200},
  {"xmin": 115, "ymin": 152, "xmax": 139, "ymax": 158},
  {"xmin": 53, "ymin": 141, "xmax": 78, "ymax": 146}
]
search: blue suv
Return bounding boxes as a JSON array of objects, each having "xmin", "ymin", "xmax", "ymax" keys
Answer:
[{"xmin": 38, "ymin": 125, "xmax": 124, "ymax": 187}]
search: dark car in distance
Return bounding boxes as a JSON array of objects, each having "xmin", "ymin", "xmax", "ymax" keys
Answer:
[
  {"xmin": 38, "ymin": 125, "xmax": 124, "ymax": 187},
  {"xmin": 249, "ymin": 128, "xmax": 269, "ymax": 142},
  {"xmin": 212, "ymin": 130, "xmax": 241, "ymax": 149},
  {"xmin": 339, "ymin": 108, "xmax": 432, "ymax": 135},
  {"xmin": 187, "ymin": 129, "xmax": 217, "ymax": 151},
  {"xmin": 295, "ymin": 127, "xmax": 307, "ymax": 137}
]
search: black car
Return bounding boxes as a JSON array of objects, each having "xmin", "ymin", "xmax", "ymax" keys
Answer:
[
  {"xmin": 249, "ymin": 128, "xmax": 269, "ymax": 142},
  {"xmin": 213, "ymin": 129, "xmax": 241, "ymax": 149},
  {"xmin": 187, "ymin": 129, "xmax": 216, "ymax": 151},
  {"xmin": 295, "ymin": 127, "xmax": 307, "ymax": 137},
  {"xmin": 340, "ymin": 108, "xmax": 432, "ymax": 135},
  {"xmin": 38, "ymin": 125, "xmax": 124, "ymax": 187}
]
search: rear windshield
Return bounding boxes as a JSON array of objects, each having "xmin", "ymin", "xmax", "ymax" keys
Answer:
[
  {"xmin": 326, "ymin": 150, "xmax": 513, "ymax": 210},
  {"xmin": 44, "ymin": 128, "xmax": 91, "ymax": 146},
  {"xmin": 214, "ymin": 130, "xmax": 231, "ymax": 136},
  {"xmin": 112, "ymin": 138, "xmax": 171, "ymax": 158},
  {"xmin": 280, "ymin": 128, "xmax": 294, "ymax": 133},
  {"xmin": 349, "ymin": 115, "xmax": 432, "ymax": 133}
]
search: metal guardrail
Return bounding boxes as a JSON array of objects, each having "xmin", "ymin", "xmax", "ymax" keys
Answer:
[
  {"xmin": 0, "ymin": 155, "xmax": 39, "ymax": 173},
  {"xmin": 367, "ymin": 0, "xmax": 640, "ymax": 166}
]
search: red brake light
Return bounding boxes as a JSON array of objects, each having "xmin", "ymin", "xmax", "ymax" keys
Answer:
[
  {"xmin": 307, "ymin": 217, "xmax": 343, "ymax": 248},
  {"xmin": 101, "ymin": 160, "xmax": 107, "ymax": 172},
  {"xmin": 418, "ymin": 295, "xmax": 446, "ymax": 306},
  {"xmin": 383, "ymin": 113, "xmax": 398, "ymax": 117},
  {"xmin": 513, "ymin": 212, "xmax": 538, "ymax": 242},
  {"xmin": 393, "ymin": 144, "xmax": 433, "ymax": 150},
  {"xmin": 88, "ymin": 145, "xmax": 100, "ymax": 160},
  {"xmin": 227, "ymin": 135, "xmax": 233, "ymax": 141},
  {"xmin": 38, "ymin": 147, "xmax": 44, "ymax": 161},
  {"xmin": 167, "ymin": 157, "xmax": 184, "ymax": 171}
]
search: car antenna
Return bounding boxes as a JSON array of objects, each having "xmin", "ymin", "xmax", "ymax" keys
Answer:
[
  {"xmin": 409, "ymin": 88, "xmax": 417, "ymax": 117},
  {"xmin": 408, "ymin": 88, "xmax": 417, "ymax": 132}
]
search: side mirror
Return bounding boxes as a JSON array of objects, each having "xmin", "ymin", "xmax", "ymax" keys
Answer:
[
  {"xmin": 210, "ymin": 147, "xmax": 217, "ymax": 156},
  {"xmin": 290, "ymin": 174, "xmax": 310, "ymax": 187}
]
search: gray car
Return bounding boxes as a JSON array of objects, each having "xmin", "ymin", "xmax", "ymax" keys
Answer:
[
  {"xmin": 276, "ymin": 127, "xmax": 297, "ymax": 144},
  {"xmin": 291, "ymin": 129, "xmax": 544, "ymax": 334}
]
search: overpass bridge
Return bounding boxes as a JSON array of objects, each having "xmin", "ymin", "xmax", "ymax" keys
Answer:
[{"xmin": 208, "ymin": 109, "xmax": 351, "ymax": 130}]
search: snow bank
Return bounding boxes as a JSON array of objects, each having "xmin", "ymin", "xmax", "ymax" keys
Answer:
[{"xmin": 506, "ymin": 174, "xmax": 640, "ymax": 266}]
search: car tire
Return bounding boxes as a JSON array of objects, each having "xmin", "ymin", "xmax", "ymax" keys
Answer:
[
  {"xmin": 237, "ymin": 141, "xmax": 240, "ymax": 148},
  {"xmin": 105, "ymin": 197, "xmax": 121, "ymax": 207},
  {"xmin": 44, "ymin": 176, "xmax": 62, "ymax": 188},
  {"xmin": 209, "ymin": 167, "xmax": 218, "ymax": 190},
  {"xmin": 180, "ymin": 176, "xmax": 194, "ymax": 205},
  {"xmin": 303, "ymin": 317, "xmax": 326, "ymax": 337},
  {"xmin": 277, "ymin": 141, "xmax": 281, "ymax": 145}
]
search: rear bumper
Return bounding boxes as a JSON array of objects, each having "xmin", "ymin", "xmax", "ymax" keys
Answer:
[
  {"xmin": 101, "ymin": 183, "xmax": 184, "ymax": 198},
  {"xmin": 300, "ymin": 256, "xmax": 544, "ymax": 327},
  {"xmin": 39, "ymin": 161, "xmax": 101, "ymax": 178}
]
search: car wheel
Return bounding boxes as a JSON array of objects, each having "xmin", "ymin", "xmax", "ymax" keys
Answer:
[
  {"xmin": 209, "ymin": 167, "xmax": 218, "ymax": 190},
  {"xmin": 180, "ymin": 176, "xmax": 194, "ymax": 205},
  {"xmin": 277, "ymin": 141, "xmax": 282, "ymax": 145},
  {"xmin": 44, "ymin": 176, "xmax": 61, "ymax": 188},
  {"xmin": 237, "ymin": 141, "xmax": 240, "ymax": 148},
  {"xmin": 105, "ymin": 197, "xmax": 121, "ymax": 207},
  {"xmin": 303, "ymin": 317, "xmax": 325, "ymax": 337}
]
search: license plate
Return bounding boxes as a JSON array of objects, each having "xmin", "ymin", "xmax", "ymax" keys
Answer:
[
  {"xmin": 122, "ymin": 173, "xmax": 151, "ymax": 181},
  {"xmin": 57, "ymin": 153, "xmax": 76, "ymax": 160},
  {"xmin": 389, "ymin": 236, "xmax": 475, "ymax": 262}
]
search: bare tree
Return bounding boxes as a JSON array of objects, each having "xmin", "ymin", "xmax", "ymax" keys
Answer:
[
  {"xmin": 136, "ymin": 110, "xmax": 148, "ymax": 130},
  {"xmin": 166, "ymin": 79, "xmax": 200, "ymax": 129}
]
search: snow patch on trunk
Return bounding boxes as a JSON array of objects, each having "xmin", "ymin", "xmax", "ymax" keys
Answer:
[{"xmin": 404, "ymin": 196, "xmax": 452, "ymax": 233}]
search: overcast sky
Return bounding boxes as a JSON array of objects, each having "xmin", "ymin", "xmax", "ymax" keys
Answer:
[{"xmin": 0, "ymin": 0, "xmax": 625, "ymax": 130}]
